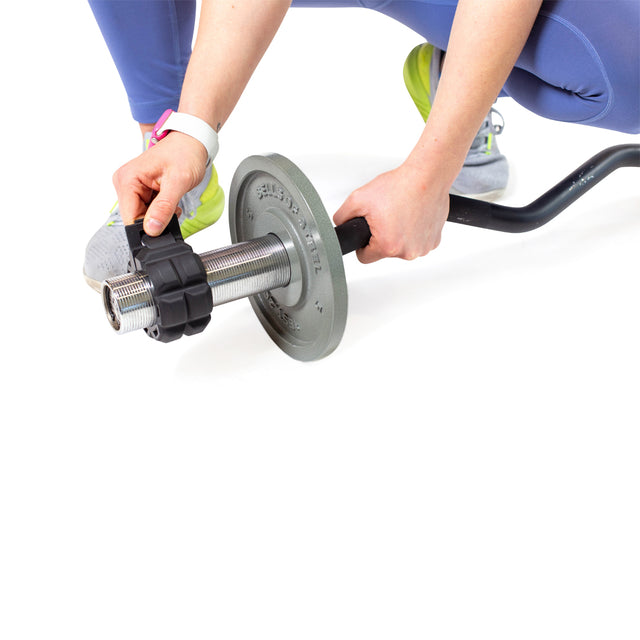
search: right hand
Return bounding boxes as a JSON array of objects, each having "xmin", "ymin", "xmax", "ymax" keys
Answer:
[
  {"xmin": 112, "ymin": 131, "xmax": 209, "ymax": 236},
  {"xmin": 333, "ymin": 161, "xmax": 451, "ymax": 263}
]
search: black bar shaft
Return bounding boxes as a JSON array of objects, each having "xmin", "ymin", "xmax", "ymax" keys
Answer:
[
  {"xmin": 334, "ymin": 144, "xmax": 639, "ymax": 254},
  {"xmin": 448, "ymin": 144, "xmax": 640, "ymax": 232}
]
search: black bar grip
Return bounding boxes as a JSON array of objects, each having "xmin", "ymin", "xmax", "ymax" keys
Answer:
[{"xmin": 335, "ymin": 217, "xmax": 372, "ymax": 255}]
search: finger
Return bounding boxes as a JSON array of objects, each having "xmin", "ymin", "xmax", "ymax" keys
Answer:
[
  {"xmin": 113, "ymin": 170, "xmax": 153, "ymax": 226},
  {"xmin": 355, "ymin": 237, "xmax": 385, "ymax": 264},
  {"xmin": 332, "ymin": 191, "xmax": 363, "ymax": 227},
  {"xmin": 119, "ymin": 190, "xmax": 150, "ymax": 226},
  {"xmin": 333, "ymin": 196, "xmax": 376, "ymax": 260},
  {"xmin": 332, "ymin": 206, "xmax": 350, "ymax": 227},
  {"xmin": 143, "ymin": 174, "xmax": 185, "ymax": 236}
]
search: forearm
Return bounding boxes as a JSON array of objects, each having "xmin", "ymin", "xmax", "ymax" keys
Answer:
[
  {"xmin": 406, "ymin": 0, "xmax": 542, "ymax": 188},
  {"xmin": 178, "ymin": 0, "xmax": 293, "ymax": 131}
]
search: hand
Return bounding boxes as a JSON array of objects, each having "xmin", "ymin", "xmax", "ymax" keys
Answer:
[
  {"xmin": 112, "ymin": 132, "xmax": 208, "ymax": 236},
  {"xmin": 333, "ymin": 162, "xmax": 451, "ymax": 263}
]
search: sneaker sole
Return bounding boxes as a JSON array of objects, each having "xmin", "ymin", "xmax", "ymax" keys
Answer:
[
  {"xmin": 83, "ymin": 271, "xmax": 103, "ymax": 293},
  {"xmin": 450, "ymin": 186, "xmax": 506, "ymax": 202}
]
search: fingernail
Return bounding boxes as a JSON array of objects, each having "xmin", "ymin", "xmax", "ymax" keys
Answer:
[{"xmin": 145, "ymin": 218, "xmax": 163, "ymax": 235}]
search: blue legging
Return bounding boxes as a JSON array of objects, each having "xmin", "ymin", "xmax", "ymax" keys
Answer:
[{"xmin": 88, "ymin": 0, "xmax": 640, "ymax": 134}]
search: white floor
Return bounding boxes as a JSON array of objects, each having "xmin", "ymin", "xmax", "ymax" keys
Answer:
[{"xmin": 1, "ymin": 4, "xmax": 639, "ymax": 639}]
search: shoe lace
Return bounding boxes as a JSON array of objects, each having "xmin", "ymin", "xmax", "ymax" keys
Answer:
[
  {"xmin": 105, "ymin": 205, "xmax": 123, "ymax": 228},
  {"xmin": 469, "ymin": 107, "xmax": 505, "ymax": 153}
]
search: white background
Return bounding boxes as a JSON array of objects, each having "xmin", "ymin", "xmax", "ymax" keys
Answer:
[{"xmin": 1, "ymin": 3, "xmax": 639, "ymax": 639}]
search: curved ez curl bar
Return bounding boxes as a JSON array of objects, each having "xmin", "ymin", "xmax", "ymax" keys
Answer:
[
  {"xmin": 102, "ymin": 144, "xmax": 640, "ymax": 360},
  {"xmin": 336, "ymin": 144, "xmax": 640, "ymax": 253}
]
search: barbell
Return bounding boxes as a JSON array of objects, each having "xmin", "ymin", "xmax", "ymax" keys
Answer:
[{"xmin": 102, "ymin": 144, "xmax": 639, "ymax": 360}]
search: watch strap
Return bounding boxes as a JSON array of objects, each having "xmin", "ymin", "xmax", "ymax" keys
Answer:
[{"xmin": 150, "ymin": 109, "xmax": 219, "ymax": 166}]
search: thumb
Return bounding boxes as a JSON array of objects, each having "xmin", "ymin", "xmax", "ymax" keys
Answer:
[
  {"xmin": 332, "ymin": 195, "xmax": 357, "ymax": 227},
  {"xmin": 143, "ymin": 174, "xmax": 185, "ymax": 236}
]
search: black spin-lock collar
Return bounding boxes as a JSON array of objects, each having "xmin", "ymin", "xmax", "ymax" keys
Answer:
[{"xmin": 126, "ymin": 215, "xmax": 213, "ymax": 342}]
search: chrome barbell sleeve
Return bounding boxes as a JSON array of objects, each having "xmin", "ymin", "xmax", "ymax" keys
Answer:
[{"xmin": 103, "ymin": 234, "xmax": 291, "ymax": 334}]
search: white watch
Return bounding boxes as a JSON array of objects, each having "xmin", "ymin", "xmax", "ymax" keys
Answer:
[{"xmin": 150, "ymin": 109, "xmax": 219, "ymax": 166}]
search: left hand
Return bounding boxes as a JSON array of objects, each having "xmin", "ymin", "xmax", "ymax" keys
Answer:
[
  {"xmin": 332, "ymin": 162, "xmax": 451, "ymax": 264},
  {"xmin": 112, "ymin": 131, "xmax": 208, "ymax": 235}
]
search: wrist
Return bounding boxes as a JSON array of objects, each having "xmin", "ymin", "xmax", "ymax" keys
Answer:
[
  {"xmin": 150, "ymin": 109, "xmax": 219, "ymax": 166},
  {"xmin": 408, "ymin": 109, "xmax": 485, "ymax": 190},
  {"xmin": 401, "ymin": 155, "xmax": 456, "ymax": 200}
]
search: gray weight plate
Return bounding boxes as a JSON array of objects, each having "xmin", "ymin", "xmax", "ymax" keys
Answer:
[{"xmin": 229, "ymin": 154, "xmax": 348, "ymax": 361}]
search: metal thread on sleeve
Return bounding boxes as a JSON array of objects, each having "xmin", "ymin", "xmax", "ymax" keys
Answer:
[
  {"xmin": 103, "ymin": 234, "xmax": 291, "ymax": 335},
  {"xmin": 200, "ymin": 235, "xmax": 291, "ymax": 306},
  {"xmin": 103, "ymin": 272, "xmax": 155, "ymax": 334}
]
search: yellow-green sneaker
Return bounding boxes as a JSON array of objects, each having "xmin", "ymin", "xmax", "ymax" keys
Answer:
[
  {"xmin": 83, "ymin": 160, "xmax": 224, "ymax": 292},
  {"xmin": 403, "ymin": 42, "xmax": 443, "ymax": 122},
  {"xmin": 176, "ymin": 161, "xmax": 225, "ymax": 239},
  {"xmin": 404, "ymin": 43, "xmax": 509, "ymax": 200}
]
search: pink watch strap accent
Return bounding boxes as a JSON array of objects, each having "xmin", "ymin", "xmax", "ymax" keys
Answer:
[{"xmin": 149, "ymin": 109, "xmax": 174, "ymax": 147}]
